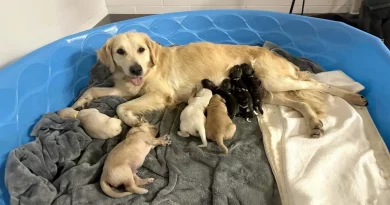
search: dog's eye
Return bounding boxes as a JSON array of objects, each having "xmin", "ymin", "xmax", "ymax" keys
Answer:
[
  {"xmin": 138, "ymin": 47, "xmax": 145, "ymax": 53},
  {"xmin": 117, "ymin": 48, "xmax": 126, "ymax": 55}
]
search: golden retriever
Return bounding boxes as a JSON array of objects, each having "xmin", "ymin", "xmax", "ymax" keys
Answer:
[{"xmin": 72, "ymin": 32, "xmax": 367, "ymax": 137}]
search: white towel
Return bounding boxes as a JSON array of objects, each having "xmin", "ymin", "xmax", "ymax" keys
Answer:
[{"xmin": 260, "ymin": 71, "xmax": 390, "ymax": 205}]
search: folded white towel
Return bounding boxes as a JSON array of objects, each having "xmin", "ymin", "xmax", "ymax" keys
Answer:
[{"xmin": 260, "ymin": 70, "xmax": 390, "ymax": 205}]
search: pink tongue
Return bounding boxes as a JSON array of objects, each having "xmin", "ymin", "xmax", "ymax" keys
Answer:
[{"xmin": 130, "ymin": 77, "xmax": 143, "ymax": 86}]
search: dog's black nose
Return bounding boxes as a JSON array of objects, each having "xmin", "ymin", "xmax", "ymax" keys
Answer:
[{"xmin": 129, "ymin": 63, "xmax": 143, "ymax": 76}]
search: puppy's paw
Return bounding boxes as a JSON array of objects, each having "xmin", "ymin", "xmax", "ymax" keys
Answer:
[
  {"xmin": 137, "ymin": 188, "xmax": 149, "ymax": 195},
  {"xmin": 162, "ymin": 135, "xmax": 171, "ymax": 145},
  {"xmin": 144, "ymin": 178, "xmax": 155, "ymax": 184},
  {"xmin": 198, "ymin": 144, "xmax": 207, "ymax": 148}
]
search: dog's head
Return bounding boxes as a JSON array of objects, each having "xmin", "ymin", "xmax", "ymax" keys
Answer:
[
  {"xmin": 229, "ymin": 65, "xmax": 242, "ymax": 80},
  {"xmin": 97, "ymin": 32, "xmax": 161, "ymax": 86},
  {"xmin": 240, "ymin": 63, "xmax": 254, "ymax": 76}
]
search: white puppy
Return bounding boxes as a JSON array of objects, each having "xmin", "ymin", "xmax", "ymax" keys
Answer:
[{"xmin": 177, "ymin": 88, "xmax": 213, "ymax": 147}]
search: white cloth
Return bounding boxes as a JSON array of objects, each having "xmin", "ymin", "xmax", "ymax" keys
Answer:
[{"xmin": 259, "ymin": 71, "xmax": 390, "ymax": 205}]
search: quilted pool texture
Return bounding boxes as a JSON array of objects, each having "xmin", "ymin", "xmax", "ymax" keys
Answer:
[{"xmin": 0, "ymin": 10, "xmax": 389, "ymax": 205}]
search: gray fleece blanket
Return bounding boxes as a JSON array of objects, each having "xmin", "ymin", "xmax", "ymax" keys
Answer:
[{"xmin": 5, "ymin": 41, "xmax": 322, "ymax": 205}]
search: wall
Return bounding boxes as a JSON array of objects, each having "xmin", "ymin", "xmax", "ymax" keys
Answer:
[
  {"xmin": 0, "ymin": 0, "xmax": 108, "ymax": 68},
  {"xmin": 106, "ymin": 0, "xmax": 354, "ymax": 14}
]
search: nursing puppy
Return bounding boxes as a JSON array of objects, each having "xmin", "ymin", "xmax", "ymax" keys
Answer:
[
  {"xmin": 201, "ymin": 79, "xmax": 239, "ymax": 118},
  {"xmin": 229, "ymin": 65, "xmax": 256, "ymax": 121},
  {"xmin": 100, "ymin": 122, "xmax": 171, "ymax": 198},
  {"xmin": 72, "ymin": 32, "xmax": 368, "ymax": 138},
  {"xmin": 206, "ymin": 94, "xmax": 236, "ymax": 154},
  {"xmin": 241, "ymin": 63, "xmax": 266, "ymax": 115},
  {"xmin": 177, "ymin": 88, "xmax": 213, "ymax": 147}
]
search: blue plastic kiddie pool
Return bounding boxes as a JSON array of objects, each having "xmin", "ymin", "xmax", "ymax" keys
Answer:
[{"xmin": 0, "ymin": 10, "xmax": 389, "ymax": 205}]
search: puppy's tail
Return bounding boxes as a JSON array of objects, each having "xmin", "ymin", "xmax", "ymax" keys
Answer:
[
  {"xmin": 216, "ymin": 134, "xmax": 229, "ymax": 154},
  {"xmin": 100, "ymin": 180, "xmax": 133, "ymax": 198}
]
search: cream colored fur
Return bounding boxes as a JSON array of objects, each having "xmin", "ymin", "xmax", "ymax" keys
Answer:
[
  {"xmin": 177, "ymin": 88, "xmax": 213, "ymax": 147},
  {"xmin": 100, "ymin": 122, "xmax": 171, "ymax": 198},
  {"xmin": 206, "ymin": 94, "xmax": 237, "ymax": 154},
  {"xmin": 72, "ymin": 32, "xmax": 367, "ymax": 138},
  {"xmin": 57, "ymin": 107, "xmax": 122, "ymax": 139}
]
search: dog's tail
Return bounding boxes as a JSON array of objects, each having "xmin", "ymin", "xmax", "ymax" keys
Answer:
[
  {"xmin": 216, "ymin": 133, "xmax": 229, "ymax": 154},
  {"xmin": 100, "ymin": 179, "xmax": 133, "ymax": 198}
]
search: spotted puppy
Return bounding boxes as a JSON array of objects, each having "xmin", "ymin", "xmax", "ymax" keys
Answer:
[
  {"xmin": 201, "ymin": 79, "xmax": 239, "ymax": 118},
  {"xmin": 229, "ymin": 65, "xmax": 256, "ymax": 122},
  {"xmin": 240, "ymin": 63, "xmax": 266, "ymax": 115}
]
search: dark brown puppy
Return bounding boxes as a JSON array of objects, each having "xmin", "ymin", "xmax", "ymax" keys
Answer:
[
  {"xmin": 201, "ymin": 79, "xmax": 239, "ymax": 118},
  {"xmin": 229, "ymin": 65, "xmax": 256, "ymax": 121},
  {"xmin": 240, "ymin": 63, "xmax": 266, "ymax": 115}
]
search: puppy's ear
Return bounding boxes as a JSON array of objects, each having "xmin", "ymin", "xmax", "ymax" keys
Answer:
[
  {"xmin": 144, "ymin": 34, "xmax": 161, "ymax": 68},
  {"xmin": 97, "ymin": 38, "xmax": 116, "ymax": 73}
]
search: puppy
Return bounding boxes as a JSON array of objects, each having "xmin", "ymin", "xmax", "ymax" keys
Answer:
[
  {"xmin": 177, "ymin": 88, "xmax": 212, "ymax": 147},
  {"xmin": 100, "ymin": 122, "xmax": 171, "ymax": 198},
  {"xmin": 229, "ymin": 65, "xmax": 256, "ymax": 121},
  {"xmin": 201, "ymin": 79, "xmax": 239, "ymax": 118},
  {"xmin": 240, "ymin": 63, "xmax": 266, "ymax": 115},
  {"xmin": 206, "ymin": 94, "xmax": 236, "ymax": 154},
  {"xmin": 58, "ymin": 107, "xmax": 122, "ymax": 139}
]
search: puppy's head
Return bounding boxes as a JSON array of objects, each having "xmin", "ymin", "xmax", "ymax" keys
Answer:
[
  {"xmin": 130, "ymin": 121, "xmax": 159, "ymax": 137},
  {"xmin": 229, "ymin": 65, "xmax": 242, "ymax": 80},
  {"xmin": 57, "ymin": 107, "xmax": 79, "ymax": 119},
  {"xmin": 97, "ymin": 32, "xmax": 161, "ymax": 86},
  {"xmin": 209, "ymin": 94, "xmax": 225, "ymax": 106},
  {"xmin": 201, "ymin": 79, "xmax": 217, "ymax": 90},
  {"xmin": 219, "ymin": 79, "xmax": 231, "ymax": 91},
  {"xmin": 195, "ymin": 88, "xmax": 213, "ymax": 103},
  {"xmin": 240, "ymin": 63, "xmax": 254, "ymax": 76}
]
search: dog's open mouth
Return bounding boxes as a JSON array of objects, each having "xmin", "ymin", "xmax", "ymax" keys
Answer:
[{"xmin": 129, "ymin": 76, "xmax": 144, "ymax": 86}]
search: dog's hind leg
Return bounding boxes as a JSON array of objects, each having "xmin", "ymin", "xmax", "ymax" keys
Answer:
[
  {"xmin": 264, "ymin": 93, "xmax": 324, "ymax": 138},
  {"xmin": 259, "ymin": 76, "xmax": 367, "ymax": 106},
  {"xmin": 197, "ymin": 126, "xmax": 208, "ymax": 148}
]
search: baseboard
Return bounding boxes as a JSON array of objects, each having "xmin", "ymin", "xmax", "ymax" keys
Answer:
[{"xmin": 73, "ymin": 7, "xmax": 109, "ymax": 34}]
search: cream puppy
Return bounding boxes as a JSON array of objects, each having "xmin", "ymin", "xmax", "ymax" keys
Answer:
[
  {"xmin": 177, "ymin": 88, "xmax": 213, "ymax": 147},
  {"xmin": 100, "ymin": 122, "xmax": 171, "ymax": 198},
  {"xmin": 57, "ymin": 107, "xmax": 122, "ymax": 139}
]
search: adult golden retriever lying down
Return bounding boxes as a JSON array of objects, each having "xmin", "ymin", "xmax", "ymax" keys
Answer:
[{"xmin": 72, "ymin": 32, "xmax": 367, "ymax": 138}]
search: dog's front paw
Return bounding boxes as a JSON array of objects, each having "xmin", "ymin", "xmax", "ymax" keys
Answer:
[{"xmin": 72, "ymin": 94, "xmax": 93, "ymax": 110}]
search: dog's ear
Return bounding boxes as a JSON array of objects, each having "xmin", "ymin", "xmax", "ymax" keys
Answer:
[
  {"xmin": 144, "ymin": 35, "xmax": 161, "ymax": 68},
  {"xmin": 97, "ymin": 38, "xmax": 116, "ymax": 73}
]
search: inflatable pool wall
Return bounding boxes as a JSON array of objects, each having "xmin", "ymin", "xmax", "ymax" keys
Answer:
[{"xmin": 1, "ymin": 10, "xmax": 389, "ymax": 205}]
